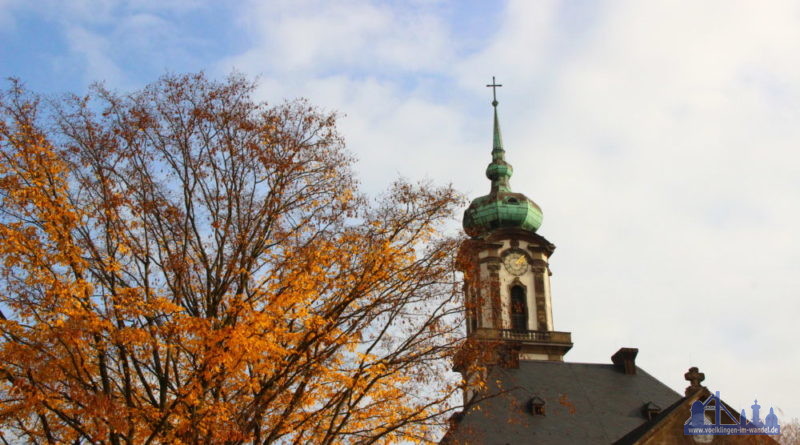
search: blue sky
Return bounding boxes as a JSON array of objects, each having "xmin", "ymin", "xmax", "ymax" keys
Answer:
[{"xmin": 3, "ymin": 0, "xmax": 799, "ymax": 424}]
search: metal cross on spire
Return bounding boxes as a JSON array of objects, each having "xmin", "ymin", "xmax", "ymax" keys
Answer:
[{"xmin": 486, "ymin": 76, "xmax": 502, "ymax": 107}]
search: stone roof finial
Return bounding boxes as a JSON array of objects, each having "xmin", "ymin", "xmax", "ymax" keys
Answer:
[{"xmin": 684, "ymin": 366, "xmax": 706, "ymax": 396}]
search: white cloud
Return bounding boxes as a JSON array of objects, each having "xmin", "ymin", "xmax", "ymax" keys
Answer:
[
  {"xmin": 457, "ymin": 0, "xmax": 800, "ymax": 418},
  {"xmin": 0, "ymin": 3, "xmax": 8, "ymax": 27},
  {"xmin": 64, "ymin": 25, "xmax": 126, "ymax": 85},
  {"xmin": 221, "ymin": 0, "xmax": 474, "ymax": 195},
  {"xmin": 455, "ymin": 0, "xmax": 561, "ymax": 91},
  {"xmin": 5, "ymin": 0, "xmax": 212, "ymax": 89},
  {"xmin": 225, "ymin": 0, "xmax": 454, "ymax": 75},
  {"xmin": 27, "ymin": 0, "xmax": 204, "ymax": 23},
  {"xmin": 0, "ymin": 0, "xmax": 22, "ymax": 30}
]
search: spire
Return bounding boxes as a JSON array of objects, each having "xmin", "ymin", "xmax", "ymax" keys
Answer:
[
  {"xmin": 462, "ymin": 77, "xmax": 543, "ymax": 238},
  {"xmin": 492, "ymin": 101, "xmax": 504, "ymax": 159},
  {"xmin": 485, "ymin": 76, "xmax": 512, "ymax": 193}
]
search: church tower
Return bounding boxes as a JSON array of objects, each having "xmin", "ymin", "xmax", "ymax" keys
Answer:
[
  {"xmin": 456, "ymin": 79, "xmax": 572, "ymax": 375},
  {"xmin": 442, "ymin": 81, "xmax": 752, "ymax": 445}
]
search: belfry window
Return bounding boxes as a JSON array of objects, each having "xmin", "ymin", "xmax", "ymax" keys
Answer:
[{"xmin": 510, "ymin": 286, "xmax": 528, "ymax": 332}]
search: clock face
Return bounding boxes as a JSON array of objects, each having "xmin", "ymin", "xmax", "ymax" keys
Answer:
[{"xmin": 503, "ymin": 252, "xmax": 528, "ymax": 276}]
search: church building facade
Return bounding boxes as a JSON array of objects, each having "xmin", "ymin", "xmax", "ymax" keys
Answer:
[{"xmin": 441, "ymin": 81, "xmax": 779, "ymax": 445}]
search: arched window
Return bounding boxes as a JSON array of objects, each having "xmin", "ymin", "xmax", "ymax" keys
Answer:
[{"xmin": 510, "ymin": 286, "xmax": 528, "ymax": 332}]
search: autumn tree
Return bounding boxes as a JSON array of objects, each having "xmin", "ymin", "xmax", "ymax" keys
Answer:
[
  {"xmin": 779, "ymin": 418, "xmax": 800, "ymax": 445},
  {"xmin": 0, "ymin": 74, "xmax": 466, "ymax": 444}
]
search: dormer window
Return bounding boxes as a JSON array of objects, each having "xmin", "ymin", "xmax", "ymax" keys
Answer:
[
  {"xmin": 642, "ymin": 401, "xmax": 662, "ymax": 421},
  {"xmin": 506, "ymin": 197, "xmax": 519, "ymax": 204},
  {"xmin": 528, "ymin": 396, "xmax": 546, "ymax": 416}
]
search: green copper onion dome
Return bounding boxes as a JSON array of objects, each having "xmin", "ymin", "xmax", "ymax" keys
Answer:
[{"xmin": 463, "ymin": 95, "xmax": 543, "ymax": 238}]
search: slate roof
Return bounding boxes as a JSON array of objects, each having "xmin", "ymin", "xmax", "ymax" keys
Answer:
[{"xmin": 441, "ymin": 361, "xmax": 681, "ymax": 444}]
